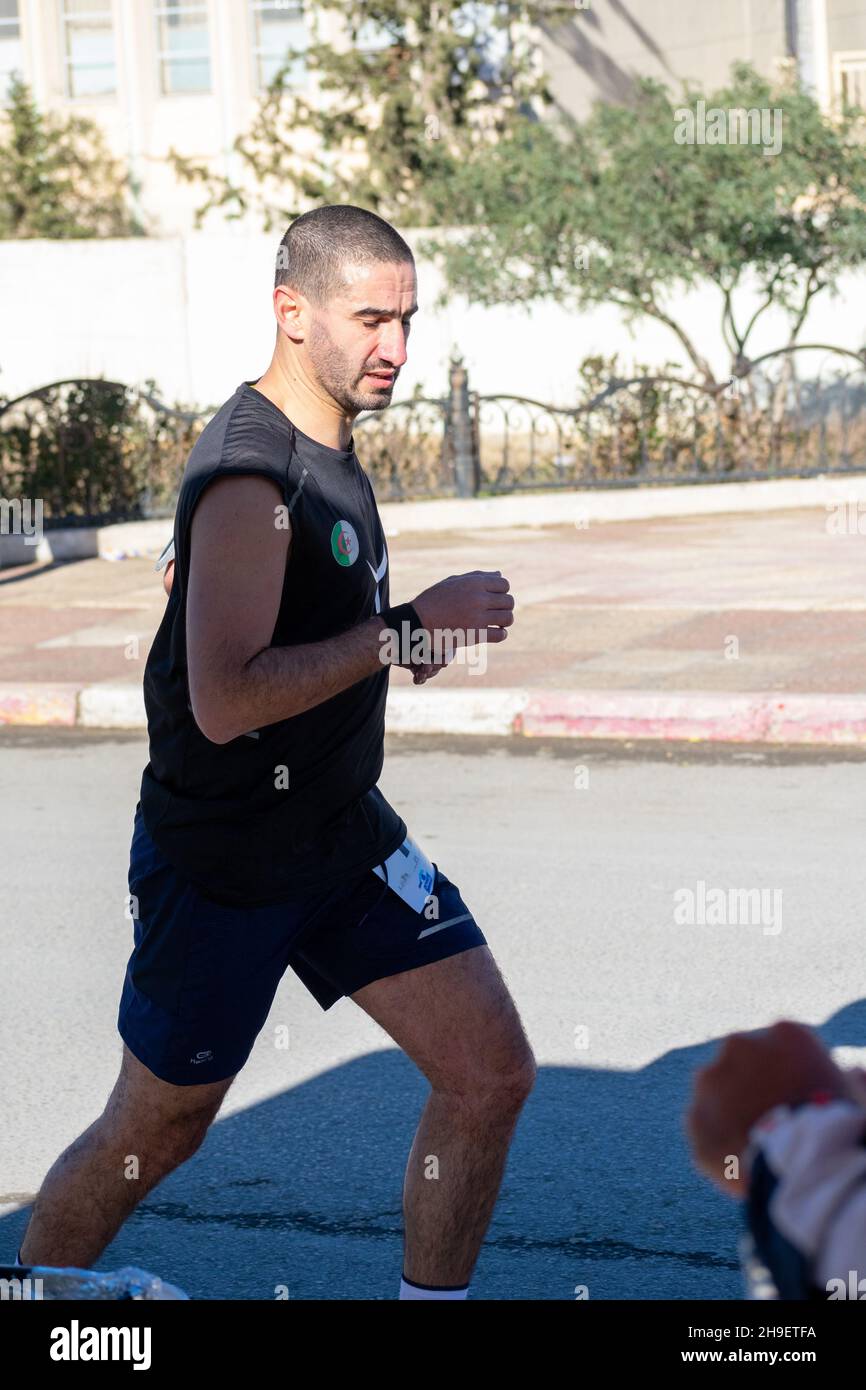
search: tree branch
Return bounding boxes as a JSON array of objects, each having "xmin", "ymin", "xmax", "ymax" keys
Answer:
[
  {"xmin": 721, "ymin": 282, "xmax": 743, "ymax": 357},
  {"xmin": 603, "ymin": 290, "xmax": 717, "ymax": 385},
  {"xmin": 784, "ymin": 267, "xmax": 823, "ymax": 348},
  {"xmin": 738, "ymin": 266, "xmax": 786, "ymax": 352}
]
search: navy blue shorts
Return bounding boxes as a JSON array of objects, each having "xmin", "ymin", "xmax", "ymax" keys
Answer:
[{"xmin": 118, "ymin": 803, "xmax": 487, "ymax": 1086}]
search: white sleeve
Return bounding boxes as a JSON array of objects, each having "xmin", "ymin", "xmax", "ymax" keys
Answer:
[
  {"xmin": 154, "ymin": 536, "xmax": 175, "ymax": 572},
  {"xmin": 745, "ymin": 1100, "xmax": 866, "ymax": 1295}
]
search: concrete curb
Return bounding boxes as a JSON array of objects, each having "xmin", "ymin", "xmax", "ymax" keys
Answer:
[
  {"xmin": 78, "ymin": 684, "xmax": 146, "ymax": 729},
  {"xmin": 3, "ymin": 682, "xmax": 866, "ymax": 745},
  {"xmin": 380, "ymin": 473, "xmax": 866, "ymax": 534},
  {"xmin": 384, "ymin": 688, "xmax": 529, "ymax": 736}
]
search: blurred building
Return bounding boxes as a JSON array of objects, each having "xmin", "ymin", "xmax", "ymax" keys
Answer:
[
  {"xmin": 0, "ymin": 3, "xmax": 863, "ymax": 235},
  {"xmin": 0, "ymin": 1, "xmax": 390, "ymax": 233},
  {"xmin": 2, "ymin": 2, "xmax": 865, "ymax": 411},
  {"xmin": 540, "ymin": 0, "xmax": 865, "ymax": 120}
]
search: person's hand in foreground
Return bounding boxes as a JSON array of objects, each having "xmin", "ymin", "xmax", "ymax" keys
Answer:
[{"xmin": 686, "ymin": 1019, "xmax": 865, "ymax": 1198}]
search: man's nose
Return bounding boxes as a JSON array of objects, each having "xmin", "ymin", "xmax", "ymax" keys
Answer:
[{"xmin": 376, "ymin": 323, "xmax": 409, "ymax": 368}]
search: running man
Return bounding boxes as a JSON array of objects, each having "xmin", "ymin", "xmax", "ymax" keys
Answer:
[{"xmin": 16, "ymin": 205, "xmax": 536, "ymax": 1301}]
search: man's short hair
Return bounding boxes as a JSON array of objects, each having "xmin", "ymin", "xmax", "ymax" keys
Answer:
[{"xmin": 274, "ymin": 204, "xmax": 415, "ymax": 305}]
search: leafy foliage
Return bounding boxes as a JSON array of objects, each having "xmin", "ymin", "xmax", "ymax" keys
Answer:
[
  {"xmin": 170, "ymin": 0, "xmax": 574, "ymax": 231},
  {"xmin": 0, "ymin": 75, "xmax": 140, "ymax": 238},
  {"xmin": 422, "ymin": 63, "xmax": 866, "ymax": 386}
]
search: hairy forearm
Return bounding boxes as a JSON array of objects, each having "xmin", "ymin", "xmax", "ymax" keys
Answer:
[{"xmin": 199, "ymin": 615, "xmax": 391, "ymax": 743}]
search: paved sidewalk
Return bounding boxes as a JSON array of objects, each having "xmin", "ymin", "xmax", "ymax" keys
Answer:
[{"xmin": 1, "ymin": 506, "xmax": 864, "ymax": 741}]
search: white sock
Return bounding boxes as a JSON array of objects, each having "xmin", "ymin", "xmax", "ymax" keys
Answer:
[{"xmin": 399, "ymin": 1274, "xmax": 469, "ymax": 1300}]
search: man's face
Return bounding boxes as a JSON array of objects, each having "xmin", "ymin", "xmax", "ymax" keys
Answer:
[{"xmin": 306, "ymin": 259, "xmax": 418, "ymax": 415}]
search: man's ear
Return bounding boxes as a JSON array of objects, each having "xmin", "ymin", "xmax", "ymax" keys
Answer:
[{"xmin": 163, "ymin": 559, "xmax": 175, "ymax": 597}]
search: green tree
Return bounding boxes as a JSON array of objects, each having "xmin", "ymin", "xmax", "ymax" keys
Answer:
[
  {"xmin": 421, "ymin": 62, "xmax": 866, "ymax": 391},
  {"xmin": 170, "ymin": 0, "xmax": 574, "ymax": 231},
  {"xmin": 0, "ymin": 73, "xmax": 141, "ymax": 238}
]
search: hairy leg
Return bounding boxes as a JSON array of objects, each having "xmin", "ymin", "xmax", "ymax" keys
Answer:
[
  {"xmin": 351, "ymin": 945, "xmax": 536, "ymax": 1286},
  {"xmin": 18, "ymin": 1045, "xmax": 236, "ymax": 1269}
]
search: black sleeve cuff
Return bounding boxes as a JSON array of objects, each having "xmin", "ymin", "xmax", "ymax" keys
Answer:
[
  {"xmin": 377, "ymin": 602, "xmax": 427, "ymax": 666},
  {"xmin": 380, "ymin": 601, "xmax": 425, "ymax": 632}
]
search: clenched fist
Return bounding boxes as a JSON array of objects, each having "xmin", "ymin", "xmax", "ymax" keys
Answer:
[
  {"xmin": 411, "ymin": 570, "xmax": 515, "ymax": 645},
  {"xmin": 685, "ymin": 1020, "xmax": 856, "ymax": 1198}
]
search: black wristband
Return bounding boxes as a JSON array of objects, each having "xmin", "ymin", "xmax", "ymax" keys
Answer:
[{"xmin": 378, "ymin": 602, "xmax": 427, "ymax": 666}]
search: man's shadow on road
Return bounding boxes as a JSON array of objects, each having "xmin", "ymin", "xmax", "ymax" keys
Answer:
[{"xmin": 4, "ymin": 1001, "xmax": 865, "ymax": 1300}]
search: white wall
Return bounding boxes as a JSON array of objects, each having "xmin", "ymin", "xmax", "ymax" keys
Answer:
[{"xmin": 2, "ymin": 229, "xmax": 865, "ymax": 412}]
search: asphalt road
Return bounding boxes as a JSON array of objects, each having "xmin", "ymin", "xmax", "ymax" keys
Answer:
[{"xmin": 2, "ymin": 729, "xmax": 865, "ymax": 1301}]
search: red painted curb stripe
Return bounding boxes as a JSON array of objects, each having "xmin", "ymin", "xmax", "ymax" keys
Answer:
[
  {"xmin": 520, "ymin": 692, "xmax": 866, "ymax": 744},
  {"xmin": 0, "ymin": 684, "xmax": 80, "ymax": 727}
]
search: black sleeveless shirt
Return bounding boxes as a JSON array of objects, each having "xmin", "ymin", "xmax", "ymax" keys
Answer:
[{"xmin": 138, "ymin": 381, "xmax": 406, "ymax": 907}]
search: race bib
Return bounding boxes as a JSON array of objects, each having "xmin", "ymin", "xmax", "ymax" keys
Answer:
[{"xmin": 373, "ymin": 833, "xmax": 436, "ymax": 914}]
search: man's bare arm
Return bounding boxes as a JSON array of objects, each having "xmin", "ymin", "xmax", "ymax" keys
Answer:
[{"xmin": 186, "ymin": 475, "xmax": 393, "ymax": 744}]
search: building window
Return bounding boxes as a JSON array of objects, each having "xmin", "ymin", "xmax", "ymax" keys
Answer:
[
  {"xmin": 0, "ymin": 0, "xmax": 22, "ymax": 104},
  {"xmin": 61, "ymin": 0, "xmax": 117, "ymax": 98},
  {"xmin": 155, "ymin": 1, "xmax": 211, "ymax": 95},
  {"xmin": 834, "ymin": 51, "xmax": 866, "ymax": 111},
  {"xmin": 250, "ymin": 0, "xmax": 307, "ymax": 91}
]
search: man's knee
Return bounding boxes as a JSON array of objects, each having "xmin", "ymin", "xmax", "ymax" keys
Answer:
[
  {"xmin": 157, "ymin": 1110, "xmax": 214, "ymax": 1167},
  {"xmin": 444, "ymin": 1042, "xmax": 537, "ymax": 1114},
  {"xmin": 106, "ymin": 1105, "xmax": 216, "ymax": 1190},
  {"xmin": 489, "ymin": 1049, "xmax": 537, "ymax": 1107}
]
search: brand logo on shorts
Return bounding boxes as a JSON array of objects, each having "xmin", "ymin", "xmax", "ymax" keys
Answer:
[
  {"xmin": 331, "ymin": 519, "xmax": 359, "ymax": 567},
  {"xmin": 190, "ymin": 1049, "xmax": 213, "ymax": 1064}
]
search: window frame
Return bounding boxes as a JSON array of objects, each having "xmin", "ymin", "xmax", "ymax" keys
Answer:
[
  {"xmin": 0, "ymin": 0, "xmax": 22, "ymax": 105},
  {"xmin": 0, "ymin": 0, "xmax": 20, "ymax": 35},
  {"xmin": 60, "ymin": 0, "xmax": 118, "ymax": 101},
  {"xmin": 249, "ymin": 0, "xmax": 307, "ymax": 94},
  {"xmin": 153, "ymin": 0, "xmax": 212, "ymax": 98},
  {"xmin": 833, "ymin": 50, "xmax": 866, "ymax": 112}
]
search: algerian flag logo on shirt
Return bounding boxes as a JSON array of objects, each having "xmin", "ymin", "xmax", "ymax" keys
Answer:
[{"xmin": 331, "ymin": 519, "xmax": 359, "ymax": 566}]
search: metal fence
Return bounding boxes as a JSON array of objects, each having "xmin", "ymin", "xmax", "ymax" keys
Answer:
[
  {"xmin": 354, "ymin": 352, "xmax": 866, "ymax": 496},
  {"xmin": 470, "ymin": 367, "xmax": 866, "ymax": 492},
  {"xmin": 2, "ymin": 353, "xmax": 865, "ymax": 525},
  {"xmin": 0, "ymin": 378, "xmax": 202, "ymax": 527}
]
